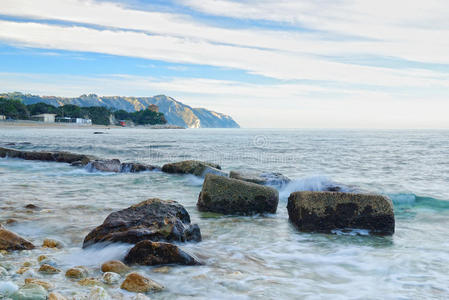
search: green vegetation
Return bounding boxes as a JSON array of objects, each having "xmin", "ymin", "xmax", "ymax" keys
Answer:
[
  {"xmin": 0, "ymin": 97, "xmax": 166, "ymax": 126},
  {"xmin": 114, "ymin": 109, "xmax": 167, "ymax": 125}
]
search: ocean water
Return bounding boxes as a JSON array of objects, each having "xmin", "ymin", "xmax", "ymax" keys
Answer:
[{"xmin": 1, "ymin": 128, "xmax": 449, "ymax": 299}]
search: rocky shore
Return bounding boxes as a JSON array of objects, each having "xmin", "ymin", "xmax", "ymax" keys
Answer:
[{"xmin": 0, "ymin": 146, "xmax": 396, "ymax": 298}]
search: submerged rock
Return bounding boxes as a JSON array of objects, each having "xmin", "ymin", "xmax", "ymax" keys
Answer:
[
  {"xmin": 48, "ymin": 292, "xmax": 67, "ymax": 300},
  {"xmin": 89, "ymin": 286, "xmax": 109, "ymax": 300},
  {"xmin": 87, "ymin": 159, "xmax": 122, "ymax": 173},
  {"xmin": 101, "ymin": 260, "xmax": 129, "ymax": 275},
  {"xmin": 0, "ymin": 281, "xmax": 18, "ymax": 298},
  {"xmin": 78, "ymin": 278, "xmax": 101, "ymax": 287},
  {"xmin": 162, "ymin": 160, "xmax": 221, "ymax": 177},
  {"xmin": 287, "ymin": 191, "xmax": 395, "ymax": 235},
  {"xmin": 121, "ymin": 162, "xmax": 160, "ymax": 173},
  {"xmin": 120, "ymin": 273, "xmax": 163, "ymax": 293},
  {"xmin": 65, "ymin": 267, "xmax": 88, "ymax": 279},
  {"xmin": 42, "ymin": 238, "xmax": 63, "ymax": 249},
  {"xmin": 0, "ymin": 225, "xmax": 35, "ymax": 251},
  {"xmin": 24, "ymin": 279, "xmax": 53, "ymax": 290},
  {"xmin": 11, "ymin": 283, "xmax": 47, "ymax": 300},
  {"xmin": 125, "ymin": 240, "xmax": 201, "ymax": 266},
  {"xmin": 197, "ymin": 174, "xmax": 279, "ymax": 215},
  {"xmin": 229, "ymin": 171, "xmax": 290, "ymax": 187},
  {"xmin": 102, "ymin": 272, "xmax": 121, "ymax": 285},
  {"xmin": 83, "ymin": 198, "xmax": 201, "ymax": 248},
  {"xmin": 38, "ymin": 264, "xmax": 60, "ymax": 274},
  {"xmin": 0, "ymin": 147, "xmax": 94, "ymax": 165}
]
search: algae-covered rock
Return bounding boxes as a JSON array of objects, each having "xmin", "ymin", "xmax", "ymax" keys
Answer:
[
  {"xmin": 83, "ymin": 198, "xmax": 201, "ymax": 248},
  {"xmin": 125, "ymin": 240, "xmax": 201, "ymax": 266},
  {"xmin": 162, "ymin": 160, "xmax": 221, "ymax": 176},
  {"xmin": 38, "ymin": 264, "xmax": 60, "ymax": 274},
  {"xmin": 230, "ymin": 171, "xmax": 290, "ymax": 187},
  {"xmin": 287, "ymin": 191, "xmax": 395, "ymax": 235},
  {"xmin": 0, "ymin": 225, "xmax": 35, "ymax": 251},
  {"xmin": 42, "ymin": 239, "xmax": 63, "ymax": 249},
  {"xmin": 120, "ymin": 273, "xmax": 163, "ymax": 293},
  {"xmin": 65, "ymin": 267, "xmax": 88, "ymax": 279},
  {"xmin": 197, "ymin": 174, "xmax": 279, "ymax": 215}
]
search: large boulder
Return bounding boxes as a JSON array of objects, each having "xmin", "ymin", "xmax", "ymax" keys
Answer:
[
  {"xmin": 125, "ymin": 240, "xmax": 200, "ymax": 266},
  {"xmin": 197, "ymin": 174, "xmax": 279, "ymax": 215},
  {"xmin": 0, "ymin": 225, "xmax": 35, "ymax": 251},
  {"xmin": 287, "ymin": 191, "xmax": 395, "ymax": 235},
  {"xmin": 83, "ymin": 198, "xmax": 201, "ymax": 248},
  {"xmin": 229, "ymin": 171, "xmax": 290, "ymax": 187},
  {"xmin": 162, "ymin": 160, "xmax": 221, "ymax": 177}
]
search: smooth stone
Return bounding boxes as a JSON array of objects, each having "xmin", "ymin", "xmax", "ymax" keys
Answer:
[
  {"xmin": 197, "ymin": 174, "xmax": 279, "ymax": 215},
  {"xmin": 102, "ymin": 272, "xmax": 121, "ymax": 285},
  {"xmin": 11, "ymin": 283, "xmax": 47, "ymax": 300},
  {"xmin": 83, "ymin": 198, "xmax": 201, "ymax": 248},
  {"xmin": 78, "ymin": 278, "xmax": 101, "ymax": 287},
  {"xmin": 161, "ymin": 160, "xmax": 221, "ymax": 176},
  {"xmin": 65, "ymin": 267, "xmax": 88, "ymax": 279},
  {"xmin": 37, "ymin": 255, "xmax": 47, "ymax": 263},
  {"xmin": 38, "ymin": 264, "xmax": 60, "ymax": 274},
  {"xmin": 16, "ymin": 267, "xmax": 30, "ymax": 275},
  {"xmin": 42, "ymin": 239, "xmax": 63, "ymax": 249},
  {"xmin": 121, "ymin": 273, "xmax": 163, "ymax": 293},
  {"xmin": 48, "ymin": 292, "xmax": 67, "ymax": 300},
  {"xmin": 125, "ymin": 240, "xmax": 201, "ymax": 266},
  {"xmin": 22, "ymin": 262, "xmax": 32, "ymax": 267},
  {"xmin": 101, "ymin": 260, "xmax": 129, "ymax": 275},
  {"xmin": 0, "ymin": 225, "xmax": 35, "ymax": 251},
  {"xmin": 24, "ymin": 279, "xmax": 53, "ymax": 290},
  {"xmin": 287, "ymin": 191, "xmax": 395, "ymax": 235}
]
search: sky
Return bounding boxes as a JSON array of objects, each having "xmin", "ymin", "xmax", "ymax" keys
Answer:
[{"xmin": 1, "ymin": 0, "xmax": 449, "ymax": 128}]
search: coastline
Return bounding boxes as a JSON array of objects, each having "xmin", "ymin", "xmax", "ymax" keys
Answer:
[{"xmin": 0, "ymin": 121, "xmax": 185, "ymax": 129}]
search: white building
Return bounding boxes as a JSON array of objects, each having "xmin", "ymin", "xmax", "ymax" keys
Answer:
[
  {"xmin": 55, "ymin": 117, "xmax": 92, "ymax": 125},
  {"xmin": 0, "ymin": 115, "xmax": 5, "ymax": 120},
  {"xmin": 31, "ymin": 113, "xmax": 56, "ymax": 123}
]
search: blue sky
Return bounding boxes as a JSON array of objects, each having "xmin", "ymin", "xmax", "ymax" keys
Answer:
[{"xmin": 1, "ymin": 0, "xmax": 449, "ymax": 128}]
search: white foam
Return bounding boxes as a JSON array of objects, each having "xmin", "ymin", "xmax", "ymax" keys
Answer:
[
  {"xmin": 60, "ymin": 243, "xmax": 133, "ymax": 268},
  {"xmin": 0, "ymin": 281, "xmax": 18, "ymax": 297}
]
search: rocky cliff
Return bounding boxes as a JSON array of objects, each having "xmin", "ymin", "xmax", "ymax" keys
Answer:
[{"xmin": 2, "ymin": 92, "xmax": 239, "ymax": 128}]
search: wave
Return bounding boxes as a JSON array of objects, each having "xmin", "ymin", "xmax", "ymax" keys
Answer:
[
  {"xmin": 389, "ymin": 193, "xmax": 449, "ymax": 210},
  {"xmin": 59, "ymin": 243, "xmax": 133, "ymax": 268}
]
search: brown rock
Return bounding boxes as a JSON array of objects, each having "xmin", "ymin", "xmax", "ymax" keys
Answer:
[
  {"xmin": 16, "ymin": 267, "xmax": 30, "ymax": 274},
  {"xmin": 48, "ymin": 292, "xmax": 68, "ymax": 300},
  {"xmin": 38, "ymin": 264, "xmax": 61, "ymax": 274},
  {"xmin": 125, "ymin": 240, "xmax": 200, "ymax": 266},
  {"xmin": 161, "ymin": 160, "xmax": 221, "ymax": 176},
  {"xmin": 0, "ymin": 226, "xmax": 35, "ymax": 251},
  {"xmin": 37, "ymin": 255, "xmax": 48, "ymax": 262},
  {"xmin": 65, "ymin": 267, "xmax": 88, "ymax": 279},
  {"xmin": 25, "ymin": 278, "xmax": 53, "ymax": 290},
  {"xmin": 120, "ymin": 273, "xmax": 163, "ymax": 293},
  {"xmin": 83, "ymin": 198, "xmax": 201, "ymax": 248},
  {"xmin": 42, "ymin": 239, "xmax": 63, "ymax": 249},
  {"xmin": 101, "ymin": 260, "xmax": 129, "ymax": 275},
  {"xmin": 78, "ymin": 277, "xmax": 101, "ymax": 286}
]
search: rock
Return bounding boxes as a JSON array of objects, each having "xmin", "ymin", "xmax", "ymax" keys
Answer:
[
  {"xmin": 0, "ymin": 281, "xmax": 18, "ymax": 298},
  {"xmin": 120, "ymin": 273, "xmax": 163, "ymax": 293},
  {"xmin": 120, "ymin": 163, "xmax": 160, "ymax": 173},
  {"xmin": 42, "ymin": 238, "xmax": 63, "ymax": 249},
  {"xmin": 89, "ymin": 286, "xmax": 109, "ymax": 300},
  {"xmin": 201, "ymin": 165, "xmax": 228, "ymax": 178},
  {"xmin": 93, "ymin": 132, "xmax": 105, "ymax": 134},
  {"xmin": 229, "ymin": 171, "xmax": 290, "ymax": 187},
  {"xmin": 0, "ymin": 226, "xmax": 35, "ymax": 251},
  {"xmin": 0, "ymin": 147, "xmax": 94, "ymax": 165},
  {"xmin": 65, "ymin": 267, "xmax": 88, "ymax": 279},
  {"xmin": 83, "ymin": 198, "xmax": 201, "ymax": 248},
  {"xmin": 37, "ymin": 255, "xmax": 48, "ymax": 263},
  {"xmin": 100, "ymin": 260, "xmax": 129, "ymax": 275},
  {"xmin": 24, "ymin": 279, "xmax": 53, "ymax": 290},
  {"xmin": 24, "ymin": 204, "xmax": 40, "ymax": 210},
  {"xmin": 5, "ymin": 218, "xmax": 18, "ymax": 225},
  {"xmin": 162, "ymin": 160, "xmax": 221, "ymax": 176},
  {"xmin": 197, "ymin": 174, "xmax": 279, "ymax": 215},
  {"xmin": 87, "ymin": 159, "xmax": 122, "ymax": 173},
  {"xmin": 101, "ymin": 272, "xmax": 121, "ymax": 285},
  {"xmin": 287, "ymin": 191, "xmax": 395, "ymax": 235},
  {"xmin": 78, "ymin": 277, "xmax": 101, "ymax": 287},
  {"xmin": 16, "ymin": 267, "xmax": 30, "ymax": 275},
  {"xmin": 38, "ymin": 264, "xmax": 61, "ymax": 274},
  {"xmin": 11, "ymin": 283, "xmax": 47, "ymax": 300},
  {"xmin": 22, "ymin": 262, "xmax": 32, "ymax": 267},
  {"xmin": 125, "ymin": 240, "xmax": 200, "ymax": 266},
  {"xmin": 48, "ymin": 292, "xmax": 67, "ymax": 300}
]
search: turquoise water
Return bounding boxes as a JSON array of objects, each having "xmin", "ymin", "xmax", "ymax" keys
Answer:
[{"xmin": 1, "ymin": 128, "xmax": 449, "ymax": 299}]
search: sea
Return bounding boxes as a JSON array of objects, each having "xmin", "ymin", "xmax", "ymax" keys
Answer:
[{"xmin": 1, "ymin": 128, "xmax": 449, "ymax": 299}]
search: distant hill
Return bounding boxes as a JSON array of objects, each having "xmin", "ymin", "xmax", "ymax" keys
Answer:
[{"xmin": 1, "ymin": 92, "xmax": 240, "ymax": 128}]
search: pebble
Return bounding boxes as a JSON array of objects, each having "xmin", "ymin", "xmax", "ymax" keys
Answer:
[
  {"xmin": 89, "ymin": 286, "xmax": 109, "ymax": 300},
  {"xmin": 16, "ymin": 267, "xmax": 30, "ymax": 275},
  {"xmin": 37, "ymin": 255, "xmax": 48, "ymax": 263},
  {"xmin": 38, "ymin": 264, "xmax": 61, "ymax": 274},
  {"xmin": 78, "ymin": 277, "xmax": 101, "ymax": 287},
  {"xmin": 25, "ymin": 278, "xmax": 53, "ymax": 290},
  {"xmin": 65, "ymin": 267, "xmax": 88, "ymax": 279},
  {"xmin": 120, "ymin": 272, "xmax": 164, "ymax": 293},
  {"xmin": 101, "ymin": 260, "xmax": 129, "ymax": 274},
  {"xmin": 48, "ymin": 292, "xmax": 68, "ymax": 300},
  {"xmin": 42, "ymin": 239, "xmax": 63, "ymax": 249}
]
